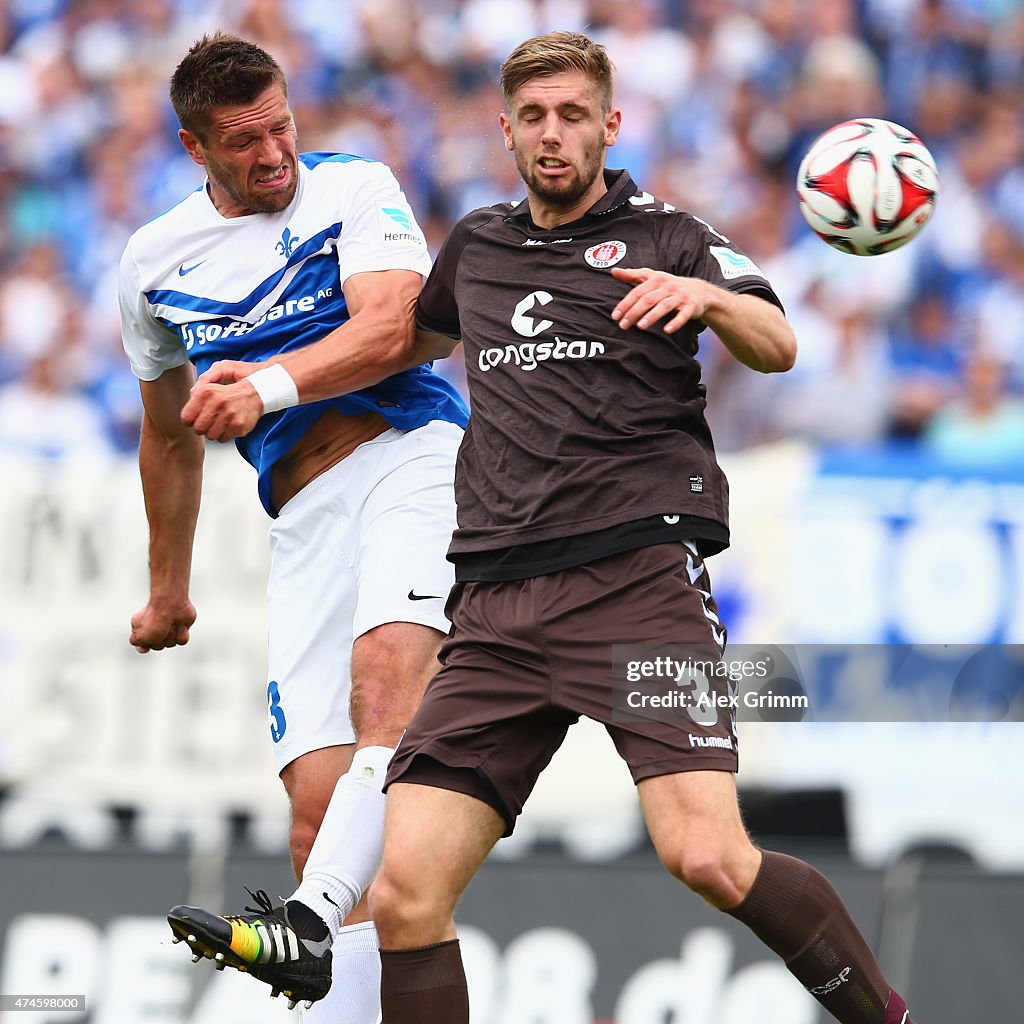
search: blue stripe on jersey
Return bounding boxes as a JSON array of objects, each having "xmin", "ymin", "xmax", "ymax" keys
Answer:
[
  {"xmin": 300, "ymin": 152, "xmax": 373, "ymax": 169},
  {"xmin": 144, "ymin": 222, "xmax": 343, "ymax": 316},
  {"xmin": 180, "ymin": 254, "xmax": 343, "ymax": 363}
]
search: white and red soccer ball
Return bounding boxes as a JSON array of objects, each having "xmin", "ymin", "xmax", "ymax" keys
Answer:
[{"xmin": 796, "ymin": 118, "xmax": 939, "ymax": 256}]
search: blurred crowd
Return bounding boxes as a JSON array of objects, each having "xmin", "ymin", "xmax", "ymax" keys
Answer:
[{"xmin": 1, "ymin": 0, "xmax": 1023, "ymax": 467}]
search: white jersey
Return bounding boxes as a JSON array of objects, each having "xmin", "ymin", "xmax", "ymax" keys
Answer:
[{"xmin": 118, "ymin": 152, "xmax": 467, "ymax": 515}]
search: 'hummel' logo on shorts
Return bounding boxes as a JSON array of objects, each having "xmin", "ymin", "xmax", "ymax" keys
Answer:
[{"xmin": 408, "ymin": 590, "xmax": 441, "ymax": 601}]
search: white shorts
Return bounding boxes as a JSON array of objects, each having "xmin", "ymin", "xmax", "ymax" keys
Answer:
[{"xmin": 265, "ymin": 419, "xmax": 462, "ymax": 772}]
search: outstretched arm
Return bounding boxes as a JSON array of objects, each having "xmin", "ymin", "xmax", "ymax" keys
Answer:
[
  {"xmin": 610, "ymin": 266, "xmax": 797, "ymax": 373},
  {"xmin": 181, "ymin": 268, "xmax": 455, "ymax": 442},
  {"xmin": 130, "ymin": 361, "xmax": 205, "ymax": 653}
]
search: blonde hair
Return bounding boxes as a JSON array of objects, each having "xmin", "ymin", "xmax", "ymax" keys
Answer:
[{"xmin": 500, "ymin": 31, "xmax": 614, "ymax": 114}]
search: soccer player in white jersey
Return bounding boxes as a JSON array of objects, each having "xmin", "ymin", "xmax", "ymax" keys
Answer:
[{"xmin": 118, "ymin": 33, "xmax": 467, "ymax": 1019}]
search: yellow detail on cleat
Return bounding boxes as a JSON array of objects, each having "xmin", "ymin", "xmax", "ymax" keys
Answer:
[{"xmin": 228, "ymin": 920, "xmax": 263, "ymax": 962}]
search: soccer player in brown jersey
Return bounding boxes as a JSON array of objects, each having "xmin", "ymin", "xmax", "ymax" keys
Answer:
[{"xmin": 361, "ymin": 30, "xmax": 918, "ymax": 1024}]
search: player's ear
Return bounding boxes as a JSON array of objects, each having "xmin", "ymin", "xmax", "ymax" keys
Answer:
[
  {"xmin": 499, "ymin": 112, "xmax": 514, "ymax": 151},
  {"xmin": 603, "ymin": 108, "xmax": 622, "ymax": 148},
  {"xmin": 179, "ymin": 127, "xmax": 206, "ymax": 166}
]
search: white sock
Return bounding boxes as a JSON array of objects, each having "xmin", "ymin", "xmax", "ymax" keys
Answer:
[
  {"xmin": 288, "ymin": 745, "xmax": 393, "ymax": 940},
  {"xmin": 300, "ymin": 922, "xmax": 382, "ymax": 1024}
]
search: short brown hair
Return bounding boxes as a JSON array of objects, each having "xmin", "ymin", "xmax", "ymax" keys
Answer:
[
  {"xmin": 500, "ymin": 31, "xmax": 614, "ymax": 114},
  {"xmin": 170, "ymin": 32, "xmax": 287, "ymax": 137}
]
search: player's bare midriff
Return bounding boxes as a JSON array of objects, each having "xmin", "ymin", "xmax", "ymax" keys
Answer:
[{"xmin": 270, "ymin": 408, "xmax": 390, "ymax": 512}]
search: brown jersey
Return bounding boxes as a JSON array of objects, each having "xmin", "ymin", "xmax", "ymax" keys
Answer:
[{"xmin": 417, "ymin": 169, "xmax": 784, "ymax": 576}]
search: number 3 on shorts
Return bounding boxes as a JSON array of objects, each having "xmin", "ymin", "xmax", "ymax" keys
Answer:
[
  {"xmin": 267, "ymin": 680, "xmax": 287, "ymax": 743},
  {"xmin": 683, "ymin": 667, "xmax": 718, "ymax": 728}
]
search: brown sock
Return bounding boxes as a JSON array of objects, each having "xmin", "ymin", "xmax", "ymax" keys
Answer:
[
  {"xmin": 727, "ymin": 851, "xmax": 914, "ymax": 1024},
  {"xmin": 379, "ymin": 939, "xmax": 469, "ymax": 1024}
]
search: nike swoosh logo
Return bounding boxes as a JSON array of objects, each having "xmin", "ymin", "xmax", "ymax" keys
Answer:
[
  {"xmin": 178, "ymin": 260, "xmax": 207, "ymax": 276},
  {"xmin": 408, "ymin": 590, "xmax": 442, "ymax": 601}
]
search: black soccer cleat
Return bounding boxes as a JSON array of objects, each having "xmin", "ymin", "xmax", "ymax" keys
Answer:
[{"xmin": 167, "ymin": 886, "xmax": 331, "ymax": 1008}]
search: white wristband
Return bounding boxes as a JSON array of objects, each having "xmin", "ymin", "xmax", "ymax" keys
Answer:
[{"xmin": 247, "ymin": 364, "xmax": 299, "ymax": 414}]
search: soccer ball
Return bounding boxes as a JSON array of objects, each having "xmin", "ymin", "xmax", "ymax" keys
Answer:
[{"xmin": 796, "ymin": 118, "xmax": 939, "ymax": 256}]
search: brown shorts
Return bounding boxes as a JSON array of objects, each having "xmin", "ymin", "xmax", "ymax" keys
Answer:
[{"xmin": 384, "ymin": 542, "xmax": 738, "ymax": 835}]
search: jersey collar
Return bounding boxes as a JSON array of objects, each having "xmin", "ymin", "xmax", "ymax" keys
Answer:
[{"xmin": 504, "ymin": 168, "xmax": 638, "ymax": 227}]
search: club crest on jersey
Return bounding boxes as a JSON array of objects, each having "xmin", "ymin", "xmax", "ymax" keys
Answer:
[
  {"xmin": 275, "ymin": 227, "xmax": 300, "ymax": 258},
  {"xmin": 584, "ymin": 240, "xmax": 627, "ymax": 269}
]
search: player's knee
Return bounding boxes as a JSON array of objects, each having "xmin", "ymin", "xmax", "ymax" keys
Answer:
[
  {"xmin": 369, "ymin": 867, "xmax": 449, "ymax": 946},
  {"xmin": 351, "ymin": 627, "xmax": 437, "ymax": 741},
  {"xmin": 664, "ymin": 846, "xmax": 743, "ymax": 909},
  {"xmin": 366, "ymin": 872, "xmax": 402, "ymax": 933},
  {"xmin": 349, "ymin": 674, "xmax": 407, "ymax": 741}
]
